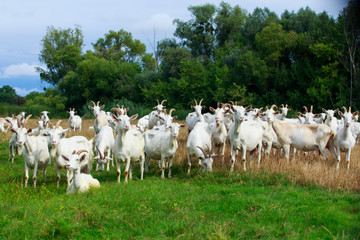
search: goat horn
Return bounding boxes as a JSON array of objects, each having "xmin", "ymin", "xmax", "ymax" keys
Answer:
[
  {"xmin": 342, "ymin": 106, "xmax": 347, "ymax": 113},
  {"xmin": 199, "ymin": 99, "xmax": 204, "ymax": 105},
  {"xmin": 310, "ymin": 105, "xmax": 313, "ymax": 113},
  {"xmin": 197, "ymin": 146, "xmax": 208, "ymax": 158},
  {"xmin": 55, "ymin": 120, "xmax": 62, "ymax": 128},
  {"xmin": 168, "ymin": 108, "xmax": 176, "ymax": 116},
  {"xmin": 281, "ymin": 104, "xmax": 284, "ymax": 108},
  {"xmin": 23, "ymin": 114, "xmax": 32, "ymax": 128},
  {"xmin": 271, "ymin": 104, "xmax": 277, "ymax": 110},
  {"xmin": 229, "ymin": 101, "xmax": 235, "ymax": 106},
  {"xmin": 349, "ymin": 107, "xmax": 352, "ymax": 113},
  {"xmin": 161, "ymin": 99, "xmax": 167, "ymax": 105},
  {"xmin": 97, "ymin": 101, "xmax": 100, "ymax": 106},
  {"xmin": 303, "ymin": 106, "xmax": 308, "ymax": 113},
  {"xmin": 90, "ymin": 101, "xmax": 96, "ymax": 106},
  {"xmin": 76, "ymin": 150, "xmax": 88, "ymax": 155},
  {"xmin": 49, "ymin": 121, "xmax": 54, "ymax": 129},
  {"xmin": 286, "ymin": 104, "xmax": 288, "ymax": 108},
  {"xmin": 111, "ymin": 107, "xmax": 123, "ymax": 115},
  {"xmin": 96, "ymin": 146, "xmax": 103, "ymax": 160},
  {"xmin": 16, "ymin": 116, "xmax": 21, "ymax": 128},
  {"xmin": 194, "ymin": 99, "xmax": 198, "ymax": 105},
  {"xmin": 156, "ymin": 99, "xmax": 160, "ymax": 105}
]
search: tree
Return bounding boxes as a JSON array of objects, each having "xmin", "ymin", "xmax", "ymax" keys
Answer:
[
  {"xmin": 214, "ymin": 2, "xmax": 247, "ymax": 48},
  {"xmin": 92, "ymin": 29, "xmax": 146, "ymax": 63},
  {"xmin": 36, "ymin": 25, "xmax": 84, "ymax": 86},
  {"xmin": 174, "ymin": 4, "xmax": 217, "ymax": 62},
  {"xmin": 0, "ymin": 85, "xmax": 18, "ymax": 104},
  {"xmin": 338, "ymin": 0, "xmax": 360, "ymax": 107}
]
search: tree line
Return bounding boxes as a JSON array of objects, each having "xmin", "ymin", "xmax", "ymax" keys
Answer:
[{"xmin": 2, "ymin": 1, "xmax": 359, "ymax": 118}]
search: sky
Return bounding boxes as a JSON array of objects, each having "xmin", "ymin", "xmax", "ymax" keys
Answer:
[{"xmin": 0, "ymin": 0, "xmax": 349, "ymax": 96}]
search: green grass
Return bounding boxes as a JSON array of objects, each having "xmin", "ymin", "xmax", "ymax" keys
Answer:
[{"xmin": 0, "ymin": 140, "xmax": 359, "ymax": 239}]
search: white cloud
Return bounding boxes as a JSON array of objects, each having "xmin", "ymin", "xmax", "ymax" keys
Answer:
[
  {"xmin": 14, "ymin": 87, "xmax": 41, "ymax": 97},
  {"xmin": 0, "ymin": 63, "xmax": 40, "ymax": 78}
]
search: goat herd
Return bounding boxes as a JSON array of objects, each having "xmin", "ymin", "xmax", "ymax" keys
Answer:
[{"xmin": 0, "ymin": 100, "xmax": 359, "ymax": 193}]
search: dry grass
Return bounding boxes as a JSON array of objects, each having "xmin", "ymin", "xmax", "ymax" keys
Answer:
[{"xmin": 5, "ymin": 119, "xmax": 360, "ymax": 191}]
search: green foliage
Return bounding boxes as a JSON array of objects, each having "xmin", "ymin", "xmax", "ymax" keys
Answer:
[
  {"xmin": 33, "ymin": 1, "xmax": 359, "ymax": 112},
  {"xmin": 92, "ymin": 29, "xmax": 146, "ymax": 63},
  {"xmin": 0, "ymin": 85, "xmax": 23, "ymax": 105},
  {"xmin": 36, "ymin": 25, "xmax": 84, "ymax": 86},
  {"xmin": 22, "ymin": 88, "xmax": 68, "ymax": 118}
]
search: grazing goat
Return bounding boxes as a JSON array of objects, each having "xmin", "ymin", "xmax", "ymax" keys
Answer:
[
  {"xmin": 185, "ymin": 99, "xmax": 205, "ymax": 133},
  {"xmin": 264, "ymin": 105, "xmax": 336, "ymax": 162},
  {"xmin": 67, "ymin": 108, "xmax": 82, "ymax": 132},
  {"xmin": 11, "ymin": 114, "xmax": 50, "ymax": 188},
  {"xmin": 186, "ymin": 121, "xmax": 217, "ymax": 174},
  {"xmin": 94, "ymin": 125, "xmax": 115, "ymax": 171},
  {"xmin": 64, "ymin": 150, "xmax": 100, "ymax": 193},
  {"xmin": 334, "ymin": 107, "xmax": 358, "ymax": 170},
  {"xmin": 228, "ymin": 105, "xmax": 263, "ymax": 172},
  {"xmin": 112, "ymin": 107, "xmax": 145, "ymax": 183},
  {"xmin": 144, "ymin": 122, "xmax": 185, "ymax": 178}
]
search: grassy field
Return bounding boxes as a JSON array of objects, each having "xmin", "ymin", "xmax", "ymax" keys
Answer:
[{"xmin": 0, "ymin": 119, "xmax": 359, "ymax": 239}]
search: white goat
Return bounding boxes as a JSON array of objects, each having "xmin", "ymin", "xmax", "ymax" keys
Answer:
[
  {"xmin": 186, "ymin": 121, "xmax": 217, "ymax": 174},
  {"xmin": 323, "ymin": 108, "xmax": 339, "ymax": 132},
  {"xmin": 209, "ymin": 104, "xmax": 228, "ymax": 163},
  {"xmin": 228, "ymin": 105, "xmax": 264, "ymax": 172},
  {"xmin": 264, "ymin": 105, "xmax": 336, "ymax": 162},
  {"xmin": 334, "ymin": 107, "xmax": 358, "ymax": 170},
  {"xmin": 6, "ymin": 116, "xmax": 21, "ymax": 162},
  {"xmin": 64, "ymin": 150, "xmax": 100, "ymax": 193},
  {"xmin": 137, "ymin": 114, "xmax": 149, "ymax": 132},
  {"xmin": 276, "ymin": 104, "xmax": 290, "ymax": 120},
  {"xmin": 11, "ymin": 114, "xmax": 50, "ymax": 188},
  {"xmin": 43, "ymin": 125, "xmax": 93, "ymax": 187},
  {"xmin": 185, "ymin": 99, "xmax": 205, "ymax": 133},
  {"xmin": 88, "ymin": 101, "xmax": 108, "ymax": 135},
  {"xmin": 144, "ymin": 122, "xmax": 185, "ymax": 178},
  {"xmin": 299, "ymin": 105, "xmax": 319, "ymax": 124},
  {"xmin": 94, "ymin": 125, "xmax": 115, "ymax": 171},
  {"xmin": 148, "ymin": 100, "xmax": 167, "ymax": 129},
  {"xmin": 112, "ymin": 107, "xmax": 145, "ymax": 183},
  {"xmin": 67, "ymin": 108, "xmax": 82, "ymax": 132},
  {"xmin": 40, "ymin": 111, "xmax": 50, "ymax": 128}
]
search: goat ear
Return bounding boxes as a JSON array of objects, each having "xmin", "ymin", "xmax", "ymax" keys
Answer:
[
  {"xmin": 314, "ymin": 114, "xmax": 320, "ymax": 118},
  {"xmin": 173, "ymin": 116, "xmax": 177, "ymax": 120},
  {"xmin": 275, "ymin": 111, "xmax": 280, "ymax": 115},
  {"xmin": 322, "ymin": 108, "xmax": 326, "ymax": 112},
  {"xmin": 62, "ymin": 155, "xmax": 69, "ymax": 161},
  {"xmin": 353, "ymin": 111, "xmax": 359, "ymax": 117},
  {"xmin": 180, "ymin": 124, "xmax": 186, "ymax": 128},
  {"xmin": 10, "ymin": 128, "xmax": 16, "ymax": 133},
  {"xmin": 338, "ymin": 111, "xmax": 344, "ymax": 118},
  {"xmin": 210, "ymin": 107, "xmax": 216, "ymax": 113},
  {"xmin": 111, "ymin": 114, "xmax": 118, "ymax": 121},
  {"xmin": 130, "ymin": 114, "xmax": 138, "ymax": 121},
  {"xmin": 27, "ymin": 128, "xmax": 32, "ymax": 134},
  {"xmin": 100, "ymin": 105, "xmax": 105, "ymax": 109},
  {"xmin": 79, "ymin": 154, "xmax": 87, "ymax": 162},
  {"xmin": 191, "ymin": 105, "xmax": 195, "ymax": 109},
  {"xmin": 202, "ymin": 105, "xmax": 205, "ymax": 109},
  {"xmin": 88, "ymin": 106, "xmax": 93, "ymax": 110}
]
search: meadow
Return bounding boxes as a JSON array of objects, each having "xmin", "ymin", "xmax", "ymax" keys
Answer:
[{"xmin": 0, "ymin": 119, "xmax": 359, "ymax": 239}]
